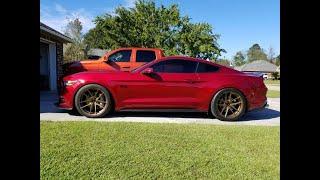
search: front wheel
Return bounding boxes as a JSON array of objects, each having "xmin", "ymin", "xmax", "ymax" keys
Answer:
[
  {"xmin": 74, "ymin": 84, "xmax": 112, "ymax": 118},
  {"xmin": 210, "ymin": 88, "xmax": 246, "ymax": 121}
]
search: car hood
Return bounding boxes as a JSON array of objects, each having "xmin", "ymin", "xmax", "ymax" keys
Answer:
[{"xmin": 67, "ymin": 59, "xmax": 98, "ymax": 66}]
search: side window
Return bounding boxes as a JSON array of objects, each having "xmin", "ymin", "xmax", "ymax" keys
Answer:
[
  {"xmin": 136, "ymin": 50, "xmax": 156, "ymax": 62},
  {"xmin": 108, "ymin": 50, "xmax": 132, "ymax": 62},
  {"xmin": 151, "ymin": 59, "xmax": 197, "ymax": 73},
  {"xmin": 88, "ymin": 55, "xmax": 101, "ymax": 60},
  {"xmin": 196, "ymin": 62, "xmax": 219, "ymax": 73}
]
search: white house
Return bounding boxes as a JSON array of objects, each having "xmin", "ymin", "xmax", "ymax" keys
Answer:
[{"xmin": 40, "ymin": 22, "xmax": 72, "ymax": 91}]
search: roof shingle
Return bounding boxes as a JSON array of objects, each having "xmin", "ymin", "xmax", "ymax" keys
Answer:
[{"xmin": 235, "ymin": 60, "xmax": 277, "ymax": 72}]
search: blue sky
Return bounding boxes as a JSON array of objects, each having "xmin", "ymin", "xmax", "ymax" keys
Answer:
[{"xmin": 40, "ymin": 0, "xmax": 279, "ymax": 59}]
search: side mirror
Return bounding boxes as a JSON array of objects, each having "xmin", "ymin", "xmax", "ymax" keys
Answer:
[{"xmin": 141, "ymin": 67, "xmax": 154, "ymax": 75}]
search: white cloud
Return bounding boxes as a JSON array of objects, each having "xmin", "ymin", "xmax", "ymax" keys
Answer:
[
  {"xmin": 40, "ymin": 1, "xmax": 138, "ymax": 34},
  {"xmin": 40, "ymin": 3, "xmax": 95, "ymax": 34},
  {"xmin": 55, "ymin": 3, "xmax": 67, "ymax": 14}
]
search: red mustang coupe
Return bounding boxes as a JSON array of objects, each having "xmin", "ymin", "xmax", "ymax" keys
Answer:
[{"xmin": 57, "ymin": 56, "xmax": 268, "ymax": 121}]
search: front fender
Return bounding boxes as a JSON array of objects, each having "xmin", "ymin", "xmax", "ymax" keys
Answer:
[{"xmin": 71, "ymin": 79, "xmax": 118, "ymax": 108}]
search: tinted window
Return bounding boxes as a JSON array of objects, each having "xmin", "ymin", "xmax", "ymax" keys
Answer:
[
  {"xmin": 151, "ymin": 59, "xmax": 197, "ymax": 73},
  {"xmin": 88, "ymin": 55, "xmax": 101, "ymax": 60},
  {"xmin": 136, "ymin": 50, "xmax": 156, "ymax": 62},
  {"xmin": 196, "ymin": 62, "xmax": 219, "ymax": 73},
  {"xmin": 108, "ymin": 50, "xmax": 132, "ymax": 62}
]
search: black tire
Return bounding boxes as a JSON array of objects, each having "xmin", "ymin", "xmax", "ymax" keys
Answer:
[
  {"xmin": 210, "ymin": 88, "xmax": 246, "ymax": 121},
  {"xmin": 74, "ymin": 84, "xmax": 112, "ymax": 118},
  {"xmin": 68, "ymin": 108, "xmax": 80, "ymax": 116}
]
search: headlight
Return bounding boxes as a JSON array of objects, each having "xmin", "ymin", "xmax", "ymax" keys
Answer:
[{"xmin": 64, "ymin": 79, "xmax": 85, "ymax": 86}]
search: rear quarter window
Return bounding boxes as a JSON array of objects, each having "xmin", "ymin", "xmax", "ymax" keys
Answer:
[{"xmin": 196, "ymin": 62, "xmax": 219, "ymax": 73}]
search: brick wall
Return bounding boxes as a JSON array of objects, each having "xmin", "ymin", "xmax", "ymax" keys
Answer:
[{"xmin": 56, "ymin": 42, "xmax": 64, "ymax": 81}]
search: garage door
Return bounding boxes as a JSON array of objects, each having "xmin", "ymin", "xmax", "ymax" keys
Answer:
[{"xmin": 40, "ymin": 42, "xmax": 50, "ymax": 91}]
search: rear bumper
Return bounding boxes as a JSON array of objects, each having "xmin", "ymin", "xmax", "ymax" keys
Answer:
[{"xmin": 249, "ymin": 100, "xmax": 268, "ymax": 112}]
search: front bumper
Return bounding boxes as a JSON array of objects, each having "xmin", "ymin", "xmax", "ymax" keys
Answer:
[
  {"xmin": 56, "ymin": 76, "xmax": 82, "ymax": 110},
  {"xmin": 54, "ymin": 91, "xmax": 74, "ymax": 110},
  {"xmin": 54, "ymin": 102, "xmax": 73, "ymax": 110}
]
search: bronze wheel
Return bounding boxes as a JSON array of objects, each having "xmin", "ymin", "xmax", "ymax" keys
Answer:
[
  {"xmin": 211, "ymin": 88, "xmax": 246, "ymax": 121},
  {"xmin": 75, "ymin": 84, "xmax": 112, "ymax": 118}
]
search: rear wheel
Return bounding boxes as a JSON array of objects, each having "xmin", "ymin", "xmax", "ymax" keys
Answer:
[
  {"xmin": 210, "ymin": 88, "xmax": 246, "ymax": 121},
  {"xmin": 74, "ymin": 84, "xmax": 112, "ymax": 118}
]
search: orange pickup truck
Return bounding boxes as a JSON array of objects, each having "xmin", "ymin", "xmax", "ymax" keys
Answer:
[{"xmin": 64, "ymin": 47, "xmax": 165, "ymax": 75}]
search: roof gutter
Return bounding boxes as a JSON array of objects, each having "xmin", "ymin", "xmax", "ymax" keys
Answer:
[{"xmin": 40, "ymin": 26, "xmax": 73, "ymax": 43}]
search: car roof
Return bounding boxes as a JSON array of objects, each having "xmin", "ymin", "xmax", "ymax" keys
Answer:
[
  {"xmin": 114, "ymin": 47, "xmax": 164, "ymax": 51},
  {"xmin": 156, "ymin": 56, "xmax": 226, "ymax": 68}
]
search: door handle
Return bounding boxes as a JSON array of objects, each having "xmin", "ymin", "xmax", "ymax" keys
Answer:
[{"xmin": 122, "ymin": 66, "xmax": 130, "ymax": 68}]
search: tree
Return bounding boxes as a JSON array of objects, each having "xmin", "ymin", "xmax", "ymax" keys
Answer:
[
  {"xmin": 175, "ymin": 16, "xmax": 225, "ymax": 60},
  {"xmin": 233, "ymin": 51, "xmax": 246, "ymax": 66},
  {"xmin": 275, "ymin": 54, "xmax": 280, "ymax": 66},
  {"xmin": 215, "ymin": 58, "xmax": 231, "ymax": 67},
  {"xmin": 247, "ymin": 44, "xmax": 268, "ymax": 62},
  {"xmin": 84, "ymin": 0, "xmax": 224, "ymax": 60},
  {"xmin": 85, "ymin": 1, "xmax": 181, "ymax": 55},
  {"xmin": 64, "ymin": 18, "xmax": 86, "ymax": 62},
  {"xmin": 272, "ymin": 72, "xmax": 279, "ymax": 80},
  {"xmin": 267, "ymin": 46, "xmax": 275, "ymax": 63}
]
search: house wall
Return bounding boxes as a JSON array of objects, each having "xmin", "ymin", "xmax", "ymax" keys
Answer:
[
  {"xmin": 40, "ymin": 25, "xmax": 72, "ymax": 92},
  {"xmin": 40, "ymin": 39, "xmax": 58, "ymax": 91},
  {"xmin": 40, "ymin": 36, "xmax": 64, "ymax": 91}
]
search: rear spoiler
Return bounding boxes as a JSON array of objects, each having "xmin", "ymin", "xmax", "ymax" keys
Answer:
[{"xmin": 243, "ymin": 72, "xmax": 264, "ymax": 78}]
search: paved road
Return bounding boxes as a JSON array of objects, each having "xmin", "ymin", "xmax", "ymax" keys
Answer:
[{"xmin": 40, "ymin": 92, "xmax": 280, "ymax": 126}]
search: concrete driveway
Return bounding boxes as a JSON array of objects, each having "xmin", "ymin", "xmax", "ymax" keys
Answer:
[{"xmin": 40, "ymin": 92, "xmax": 280, "ymax": 126}]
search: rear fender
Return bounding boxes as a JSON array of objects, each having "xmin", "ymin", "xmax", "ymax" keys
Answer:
[{"xmin": 207, "ymin": 84, "xmax": 250, "ymax": 112}]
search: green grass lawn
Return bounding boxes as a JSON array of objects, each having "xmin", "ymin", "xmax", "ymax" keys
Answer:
[
  {"xmin": 264, "ymin": 79, "xmax": 280, "ymax": 85},
  {"xmin": 267, "ymin": 90, "xmax": 280, "ymax": 98},
  {"xmin": 41, "ymin": 122, "xmax": 279, "ymax": 179}
]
